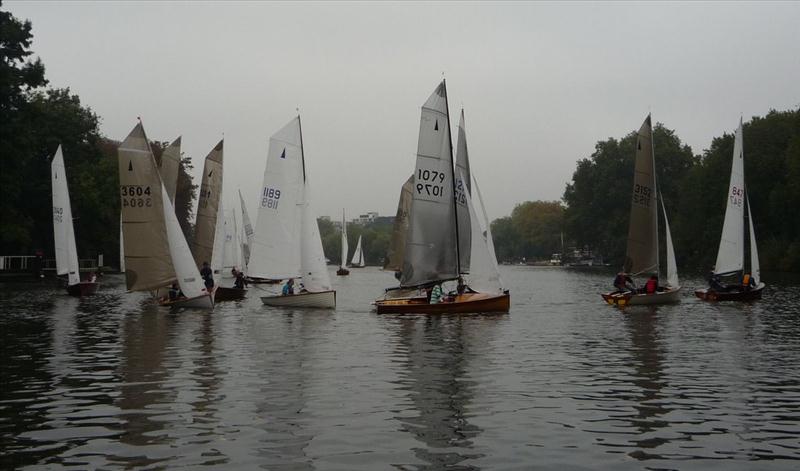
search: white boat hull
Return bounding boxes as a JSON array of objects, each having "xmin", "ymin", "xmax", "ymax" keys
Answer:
[
  {"xmin": 602, "ymin": 286, "xmax": 681, "ymax": 307},
  {"xmin": 261, "ymin": 290, "xmax": 336, "ymax": 308},
  {"xmin": 160, "ymin": 292, "xmax": 214, "ymax": 309}
]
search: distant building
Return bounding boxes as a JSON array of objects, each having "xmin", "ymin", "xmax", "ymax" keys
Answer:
[{"xmin": 353, "ymin": 211, "xmax": 379, "ymax": 225}]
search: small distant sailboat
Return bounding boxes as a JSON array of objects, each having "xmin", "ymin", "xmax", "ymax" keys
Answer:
[
  {"xmin": 695, "ymin": 119, "xmax": 765, "ymax": 301},
  {"xmin": 252, "ymin": 115, "xmax": 336, "ymax": 308},
  {"xmin": 118, "ymin": 121, "xmax": 213, "ymax": 309},
  {"xmin": 602, "ymin": 115, "xmax": 681, "ymax": 307},
  {"xmin": 51, "ymin": 145, "xmax": 98, "ymax": 296},
  {"xmin": 238, "ymin": 189, "xmax": 254, "ymax": 269},
  {"xmin": 350, "ymin": 235, "xmax": 366, "ymax": 268},
  {"xmin": 337, "ymin": 209, "xmax": 350, "ymax": 276},
  {"xmin": 374, "ymin": 80, "xmax": 509, "ymax": 314}
]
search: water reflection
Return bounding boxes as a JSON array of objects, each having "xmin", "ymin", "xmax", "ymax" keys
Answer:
[{"xmin": 387, "ymin": 314, "xmax": 503, "ymax": 469}]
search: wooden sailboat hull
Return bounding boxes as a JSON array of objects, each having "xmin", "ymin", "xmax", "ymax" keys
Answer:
[
  {"xmin": 245, "ymin": 276, "xmax": 282, "ymax": 284},
  {"xmin": 602, "ymin": 286, "xmax": 681, "ymax": 307},
  {"xmin": 695, "ymin": 283, "xmax": 765, "ymax": 301},
  {"xmin": 214, "ymin": 286, "xmax": 247, "ymax": 301},
  {"xmin": 159, "ymin": 293, "xmax": 214, "ymax": 309},
  {"xmin": 261, "ymin": 290, "xmax": 336, "ymax": 309},
  {"xmin": 66, "ymin": 282, "xmax": 99, "ymax": 297},
  {"xmin": 375, "ymin": 291, "xmax": 510, "ymax": 314}
]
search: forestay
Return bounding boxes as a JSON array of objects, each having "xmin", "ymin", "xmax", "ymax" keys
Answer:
[
  {"xmin": 624, "ymin": 115, "xmax": 659, "ymax": 276},
  {"xmin": 51, "ymin": 145, "xmax": 80, "ymax": 286},
  {"xmin": 401, "ymin": 80, "xmax": 459, "ymax": 287},
  {"xmin": 118, "ymin": 122, "xmax": 175, "ymax": 292},
  {"xmin": 248, "ymin": 117, "xmax": 304, "ymax": 280}
]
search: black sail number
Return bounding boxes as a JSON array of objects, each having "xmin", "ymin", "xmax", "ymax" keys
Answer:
[
  {"xmin": 120, "ymin": 185, "xmax": 152, "ymax": 208},
  {"xmin": 415, "ymin": 168, "xmax": 446, "ymax": 199}
]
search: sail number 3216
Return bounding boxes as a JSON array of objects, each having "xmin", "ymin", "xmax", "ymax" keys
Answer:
[
  {"xmin": 416, "ymin": 168, "xmax": 446, "ymax": 198},
  {"xmin": 261, "ymin": 187, "xmax": 281, "ymax": 210}
]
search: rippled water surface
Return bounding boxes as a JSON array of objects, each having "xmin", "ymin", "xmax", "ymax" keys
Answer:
[{"xmin": 2, "ymin": 266, "xmax": 799, "ymax": 470}]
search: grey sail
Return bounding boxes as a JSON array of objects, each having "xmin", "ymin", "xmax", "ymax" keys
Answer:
[
  {"xmin": 400, "ymin": 80, "xmax": 458, "ymax": 287},
  {"xmin": 623, "ymin": 115, "xmax": 659, "ymax": 276},
  {"xmin": 454, "ymin": 108, "xmax": 472, "ymax": 273},
  {"xmin": 383, "ymin": 174, "xmax": 413, "ymax": 271},
  {"xmin": 192, "ymin": 139, "xmax": 224, "ymax": 269}
]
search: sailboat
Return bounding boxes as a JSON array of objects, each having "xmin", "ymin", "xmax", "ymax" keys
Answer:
[
  {"xmin": 213, "ymin": 208, "xmax": 247, "ymax": 301},
  {"xmin": 337, "ymin": 209, "xmax": 350, "ymax": 275},
  {"xmin": 51, "ymin": 145, "xmax": 98, "ymax": 296},
  {"xmin": 118, "ymin": 121, "xmax": 213, "ymax": 309},
  {"xmin": 695, "ymin": 119, "xmax": 765, "ymax": 301},
  {"xmin": 602, "ymin": 115, "xmax": 681, "ymax": 307},
  {"xmin": 350, "ymin": 235, "xmax": 366, "ymax": 268},
  {"xmin": 251, "ymin": 115, "xmax": 336, "ymax": 308},
  {"xmin": 374, "ymin": 80, "xmax": 509, "ymax": 314},
  {"xmin": 238, "ymin": 189, "xmax": 254, "ymax": 269}
]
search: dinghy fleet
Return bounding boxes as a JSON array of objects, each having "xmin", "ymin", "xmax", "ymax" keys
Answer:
[{"xmin": 49, "ymin": 80, "xmax": 765, "ymax": 311}]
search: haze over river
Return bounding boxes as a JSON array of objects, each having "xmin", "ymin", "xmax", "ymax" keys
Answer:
[{"xmin": 2, "ymin": 266, "xmax": 799, "ymax": 470}]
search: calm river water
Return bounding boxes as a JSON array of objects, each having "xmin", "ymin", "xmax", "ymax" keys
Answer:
[{"xmin": 1, "ymin": 266, "xmax": 799, "ymax": 470}]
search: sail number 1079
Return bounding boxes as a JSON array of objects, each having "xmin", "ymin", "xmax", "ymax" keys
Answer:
[{"xmin": 416, "ymin": 168, "xmax": 446, "ymax": 198}]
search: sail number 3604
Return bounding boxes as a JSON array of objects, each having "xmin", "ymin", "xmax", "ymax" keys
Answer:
[
  {"xmin": 120, "ymin": 185, "xmax": 152, "ymax": 208},
  {"xmin": 416, "ymin": 168, "xmax": 446, "ymax": 198},
  {"xmin": 261, "ymin": 187, "xmax": 281, "ymax": 209}
]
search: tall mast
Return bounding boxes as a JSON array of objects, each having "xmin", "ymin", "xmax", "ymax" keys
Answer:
[
  {"xmin": 442, "ymin": 79, "xmax": 461, "ymax": 276},
  {"xmin": 297, "ymin": 114, "xmax": 307, "ymax": 182}
]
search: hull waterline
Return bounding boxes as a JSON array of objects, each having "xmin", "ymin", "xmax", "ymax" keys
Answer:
[
  {"xmin": 602, "ymin": 286, "xmax": 681, "ymax": 307},
  {"xmin": 375, "ymin": 291, "xmax": 510, "ymax": 314},
  {"xmin": 261, "ymin": 290, "xmax": 336, "ymax": 309}
]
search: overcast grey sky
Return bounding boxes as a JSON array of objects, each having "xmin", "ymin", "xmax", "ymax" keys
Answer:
[{"xmin": 8, "ymin": 1, "xmax": 800, "ymax": 221}]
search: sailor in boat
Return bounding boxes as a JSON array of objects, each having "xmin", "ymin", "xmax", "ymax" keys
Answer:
[
  {"xmin": 168, "ymin": 282, "xmax": 182, "ymax": 301},
  {"xmin": 232, "ymin": 269, "xmax": 248, "ymax": 289},
  {"xmin": 282, "ymin": 278, "xmax": 295, "ymax": 296},
  {"xmin": 644, "ymin": 274, "xmax": 659, "ymax": 295},
  {"xmin": 742, "ymin": 273, "xmax": 756, "ymax": 291},
  {"xmin": 613, "ymin": 272, "xmax": 635, "ymax": 294},
  {"xmin": 200, "ymin": 261, "xmax": 214, "ymax": 289},
  {"xmin": 88, "ymin": 272, "xmax": 97, "ymax": 283}
]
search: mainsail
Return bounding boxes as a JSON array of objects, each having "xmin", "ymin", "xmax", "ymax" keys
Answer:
[
  {"xmin": 248, "ymin": 117, "xmax": 304, "ymax": 280},
  {"xmin": 238, "ymin": 189, "xmax": 254, "ymax": 265},
  {"xmin": 118, "ymin": 122, "xmax": 175, "ymax": 291},
  {"xmin": 401, "ymin": 80, "xmax": 459, "ymax": 287},
  {"xmin": 383, "ymin": 174, "xmax": 413, "ymax": 271},
  {"xmin": 340, "ymin": 209, "xmax": 349, "ymax": 269},
  {"xmin": 454, "ymin": 108, "xmax": 472, "ymax": 273},
  {"xmin": 714, "ymin": 120, "xmax": 746, "ymax": 276},
  {"xmin": 193, "ymin": 140, "xmax": 224, "ymax": 268},
  {"xmin": 624, "ymin": 115, "xmax": 659, "ymax": 276},
  {"xmin": 51, "ymin": 145, "xmax": 80, "ymax": 286},
  {"xmin": 159, "ymin": 137, "xmax": 182, "ymax": 204},
  {"xmin": 351, "ymin": 235, "xmax": 365, "ymax": 267}
]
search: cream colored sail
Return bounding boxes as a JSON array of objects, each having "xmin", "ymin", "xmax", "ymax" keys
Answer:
[
  {"xmin": 192, "ymin": 140, "xmax": 224, "ymax": 268},
  {"xmin": 118, "ymin": 122, "xmax": 175, "ymax": 291},
  {"xmin": 159, "ymin": 137, "xmax": 181, "ymax": 204},
  {"xmin": 624, "ymin": 115, "xmax": 659, "ymax": 276},
  {"xmin": 51, "ymin": 145, "xmax": 80, "ymax": 286},
  {"xmin": 384, "ymin": 174, "xmax": 413, "ymax": 271},
  {"xmin": 351, "ymin": 235, "xmax": 365, "ymax": 267},
  {"xmin": 454, "ymin": 108, "xmax": 472, "ymax": 273}
]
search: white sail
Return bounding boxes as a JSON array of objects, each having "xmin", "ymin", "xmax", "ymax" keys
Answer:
[
  {"xmin": 210, "ymin": 203, "xmax": 226, "ymax": 285},
  {"xmin": 51, "ymin": 145, "xmax": 81, "ymax": 286},
  {"xmin": 351, "ymin": 235, "xmax": 365, "ymax": 267},
  {"xmin": 340, "ymin": 209, "xmax": 349, "ymax": 269},
  {"xmin": 454, "ymin": 109, "xmax": 472, "ymax": 273},
  {"xmin": 238, "ymin": 189, "xmax": 254, "ymax": 265},
  {"xmin": 661, "ymin": 195, "xmax": 679, "ymax": 288},
  {"xmin": 222, "ymin": 209, "xmax": 242, "ymax": 275},
  {"xmin": 747, "ymin": 195, "xmax": 760, "ymax": 285},
  {"xmin": 162, "ymin": 180, "xmax": 208, "ymax": 300},
  {"xmin": 300, "ymin": 184, "xmax": 332, "ymax": 292},
  {"xmin": 464, "ymin": 173, "xmax": 503, "ymax": 293},
  {"xmin": 248, "ymin": 117, "xmax": 304, "ymax": 280},
  {"xmin": 714, "ymin": 120, "xmax": 745, "ymax": 275},
  {"xmin": 401, "ymin": 80, "xmax": 458, "ymax": 287}
]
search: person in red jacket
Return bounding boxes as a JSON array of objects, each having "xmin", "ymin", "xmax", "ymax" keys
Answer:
[{"xmin": 644, "ymin": 274, "xmax": 658, "ymax": 294}]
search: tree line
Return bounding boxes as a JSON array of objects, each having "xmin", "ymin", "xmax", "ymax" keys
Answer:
[{"xmin": 491, "ymin": 109, "xmax": 800, "ymax": 272}]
